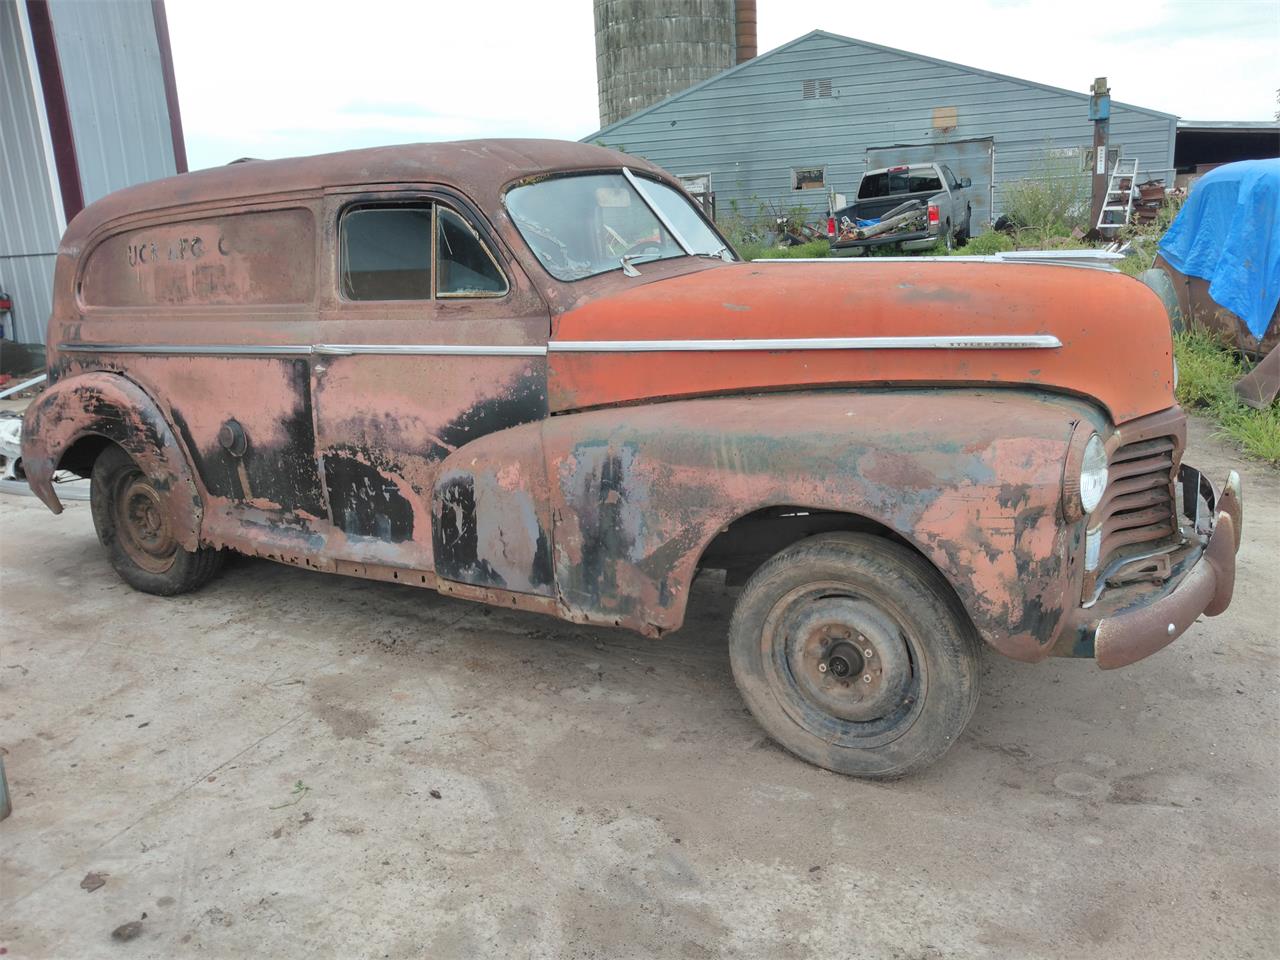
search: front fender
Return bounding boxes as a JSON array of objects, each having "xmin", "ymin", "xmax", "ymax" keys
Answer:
[
  {"xmin": 20, "ymin": 372, "xmax": 203, "ymax": 550},
  {"xmin": 544, "ymin": 390, "xmax": 1099, "ymax": 661}
]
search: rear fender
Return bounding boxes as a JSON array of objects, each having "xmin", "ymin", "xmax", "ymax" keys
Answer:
[
  {"xmin": 544, "ymin": 390, "xmax": 1097, "ymax": 661},
  {"xmin": 20, "ymin": 372, "xmax": 202, "ymax": 550}
]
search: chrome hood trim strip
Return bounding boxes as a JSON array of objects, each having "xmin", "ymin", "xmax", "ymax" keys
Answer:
[
  {"xmin": 62, "ymin": 335, "xmax": 1061, "ymax": 358},
  {"xmin": 549, "ymin": 335, "xmax": 1062, "ymax": 352}
]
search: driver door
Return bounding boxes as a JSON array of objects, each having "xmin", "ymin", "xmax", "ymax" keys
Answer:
[{"xmin": 311, "ymin": 186, "xmax": 552, "ymax": 580}]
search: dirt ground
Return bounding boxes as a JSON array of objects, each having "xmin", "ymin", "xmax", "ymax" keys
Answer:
[{"xmin": 1, "ymin": 416, "xmax": 1276, "ymax": 960}]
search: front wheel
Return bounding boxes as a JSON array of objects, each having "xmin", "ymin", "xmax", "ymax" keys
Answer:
[
  {"xmin": 729, "ymin": 533, "xmax": 980, "ymax": 779},
  {"xmin": 90, "ymin": 445, "xmax": 223, "ymax": 595}
]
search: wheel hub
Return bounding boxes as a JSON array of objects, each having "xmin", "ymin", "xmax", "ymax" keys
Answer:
[
  {"xmin": 114, "ymin": 473, "xmax": 178, "ymax": 573},
  {"xmin": 783, "ymin": 597, "xmax": 912, "ymax": 722},
  {"xmin": 819, "ymin": 640, "xmax": 864, "ymax": 679}
]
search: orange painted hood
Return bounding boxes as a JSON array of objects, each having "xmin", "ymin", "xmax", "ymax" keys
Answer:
[{"xmin": 548, "ymin": 260, "xmax": 1175, "ymax": 424}]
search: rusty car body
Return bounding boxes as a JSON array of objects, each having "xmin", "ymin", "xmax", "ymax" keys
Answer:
[{"xmin": 22, "ymin": 140, "xmax": 1243, "ymax": 777}]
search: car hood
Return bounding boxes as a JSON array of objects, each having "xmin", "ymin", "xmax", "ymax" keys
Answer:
[{"xmin": 548, "ymin": 260, "xmax": 1175, "ymax": 423}]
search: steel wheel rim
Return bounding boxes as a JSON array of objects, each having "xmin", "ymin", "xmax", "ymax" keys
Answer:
[
  {"xmin": 760, "ymin": 580, "xmax": 926, "ymax": 749},
  {"xmin": 113, "ymin": 469, "xmax": 178, "ymax": 574}
]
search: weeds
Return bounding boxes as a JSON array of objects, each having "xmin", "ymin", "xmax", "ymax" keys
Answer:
[
  {"xmin": 950, "ymin": 232, "xmax": 1015, "ymax": 256},
  {"xmin": 736, "ymin": 239, "xmax": 830, "ymax": 261},
  {"xmin": 1174, "ymin": 330, "xmax": 1280, "ymax": 464},
  {"xmin": 270, "ymin": 779, "xmax": 311, "ymax": 809},
  {"xmin": 1116, "ymin": 192, "xmax": 1186, "ymax": 277},
  {"xmin": 999, "ymin": 152, "xmax": 1093, "ymax": 244}
]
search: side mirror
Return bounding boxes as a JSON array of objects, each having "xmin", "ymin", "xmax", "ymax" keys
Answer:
[{"xmin": 960, "ymin": 177, "xmax": 972, "ymax": 188}]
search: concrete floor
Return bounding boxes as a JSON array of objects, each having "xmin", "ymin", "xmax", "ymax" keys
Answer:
[{"xmin": 1, "ymin": 417, "xmax": 1276, "ymax": 959}]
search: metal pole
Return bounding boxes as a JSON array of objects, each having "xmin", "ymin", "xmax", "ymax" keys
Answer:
[
  {"xmin": 0, "ymin": 372, "xmax": 46, "ymax": 400},
  {"xmin": 1089, "ymin": 77, "xmax": 1112, "ymax": 232}
]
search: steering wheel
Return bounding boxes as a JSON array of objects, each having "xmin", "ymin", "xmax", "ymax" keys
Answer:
[{"xmin": 623, "ymin": 239, "xmax": 662, "ymax": 259}]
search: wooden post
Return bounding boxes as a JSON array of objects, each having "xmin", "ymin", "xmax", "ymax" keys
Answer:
[{"xmin": 1089, "ymin": 77, "xmax": 1112, "ymax": 233}]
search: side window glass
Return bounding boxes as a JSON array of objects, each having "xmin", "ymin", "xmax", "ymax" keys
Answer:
[
  {"xmin": 341, "ymin": 205, "xmax": 432, "ymax": 301},
  {"xmin": 436, "ymin": 207, "xmax": 508, "ymax": 297}
]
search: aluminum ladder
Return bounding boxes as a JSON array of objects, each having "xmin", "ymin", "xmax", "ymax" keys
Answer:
[{"xmin": 1095, "ymin": 157, "xmax": 1140, "ymax": 234}]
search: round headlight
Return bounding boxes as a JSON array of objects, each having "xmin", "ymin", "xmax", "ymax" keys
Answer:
[{"xmin": 1079, "ymin": 433, "xmax": 1108, "ymax": 514}]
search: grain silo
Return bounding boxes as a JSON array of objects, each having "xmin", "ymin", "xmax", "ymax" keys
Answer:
[{"xmin": 594, "ymin": 0, "xmax": 756, "ymax": 129}]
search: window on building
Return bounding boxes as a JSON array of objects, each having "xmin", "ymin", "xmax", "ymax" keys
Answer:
[{"xmin": 792, "ymin": 167, "xmax": 826, "ymax": 191}]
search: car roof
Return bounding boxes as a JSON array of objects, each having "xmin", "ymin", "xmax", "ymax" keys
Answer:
[
  {"xmin": 62, "ymin": 139, "xmax": 658, "ymax": 246},
  {"xmin": 865, "ymin": 163, "xmax": 941, "ymax": 174}
]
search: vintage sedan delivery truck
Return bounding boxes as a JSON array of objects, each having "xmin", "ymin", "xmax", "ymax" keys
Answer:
[{"xmin": 22, "ymin": 140, "xmax": 1243, "ymax": 778}]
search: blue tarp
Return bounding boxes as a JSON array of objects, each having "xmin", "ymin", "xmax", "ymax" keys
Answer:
[{"xmin": 1159, "ymin": 159, "xmax": 1280, "ymax": 338}]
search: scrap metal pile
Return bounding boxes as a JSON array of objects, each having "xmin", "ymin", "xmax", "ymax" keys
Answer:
[
  {"xmin": 1132, "ymin": 180, "xmax": 1169, "ymax": 226},
  {"xmin": 835, "ymin": 199, "xmax": 927, "ymax": 242}
]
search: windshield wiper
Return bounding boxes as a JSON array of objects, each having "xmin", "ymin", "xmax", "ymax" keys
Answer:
[
  {"xmin": 696, "ymin": 245, "xmax": 735, "ymax": 262},
  {"xmin": 620, "ymin": 253, "xmax": 651, "ymax": 277}
]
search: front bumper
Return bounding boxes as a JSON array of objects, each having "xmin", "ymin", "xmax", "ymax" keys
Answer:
[{"xmin": 1059, "ymin": 467, "xmax": 1242, "ymax": 669}]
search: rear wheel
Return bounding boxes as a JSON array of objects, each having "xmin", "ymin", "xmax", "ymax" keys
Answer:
[
  {"xmin": 943, "ymin": 221, "xmax": 953, "ymax": 252},
  {"xmin": 90, "ymin": 445, "xmax": 223, "ymax": 595},
  {"xmin": 728, "ymin": 533, "xmax": 981, "ymax": 779}
]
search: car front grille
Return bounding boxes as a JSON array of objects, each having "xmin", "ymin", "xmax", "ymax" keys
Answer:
[{"xmin": 1085, "ymin": 434, "xmax": 1181, "ymax": 595}]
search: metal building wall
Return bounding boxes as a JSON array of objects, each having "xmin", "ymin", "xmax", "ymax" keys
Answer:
[
  {"xmin": 588, "ymin": 31, "xmax": 1178, "ymax": 231},
  {"xmin": 1, "ymin": 0, "xmax": 179, "ymax": 349},
  {"xmin": 0, "ymin": 0, "xmax": 62, "ymax": 347},
  {"xmin": 47, "ymin": 0, "xmax": 176, "ymax": 208}
]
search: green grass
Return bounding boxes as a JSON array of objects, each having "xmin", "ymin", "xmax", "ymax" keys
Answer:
[
  {"xmin": 737, "ymin": 239, "xmax": 831, "ymax": 261},
  {"xmin": 1174, "ymin": 330, "xmax": 1280, "ymax": 464},
  {"xmin": 950, "ymin": 231, "xmax": 1015, "ymax": 256}
]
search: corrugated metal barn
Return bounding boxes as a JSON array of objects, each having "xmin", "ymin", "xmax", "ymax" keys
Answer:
[
  {"xmin": 1, "ymin": 0, "xmax": 184, "ymax": 351},
  {"xmin": 586, "ymin": 30, "xmax": 1178, "ymax": 234}
]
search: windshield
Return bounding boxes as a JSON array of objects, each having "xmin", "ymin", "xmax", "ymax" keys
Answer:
[{"xmin": 505, "ymin": 171, "xmax": 731, "ymax": 281}]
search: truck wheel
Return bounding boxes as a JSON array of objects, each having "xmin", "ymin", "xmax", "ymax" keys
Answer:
[
  {"xmin": 90, "ymin": 445, "xmax": 223, "ymax": 595},
  {"xmin": 943, "ymin": 221, "xmax": 953, "ymax": 252},
  {"xmin": 728, "ymin": 532, "xmax": 980, "ymax": 779}
]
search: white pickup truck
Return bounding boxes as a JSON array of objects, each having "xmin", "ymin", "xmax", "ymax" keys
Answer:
[{"xmin": 829, "ymin": 163, "xmax": 974, "ymax": 256}]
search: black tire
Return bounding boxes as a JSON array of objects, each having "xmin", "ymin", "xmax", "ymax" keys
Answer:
[
  {"xmin": 729, "ymin": 532, "xmax": 981, "ymax": 779},
  {"xmin": 943, "ymin": 221, "xmax": 953, "ymax": 252},
  {"xmin": 90, "ymin": 445, "xmax": 223, "ymax": 595}
]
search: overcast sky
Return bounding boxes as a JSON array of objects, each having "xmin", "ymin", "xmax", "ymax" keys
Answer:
[{"xmin": 167, "ymin": 0, "xmax": 1279, "ymax": 171}]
